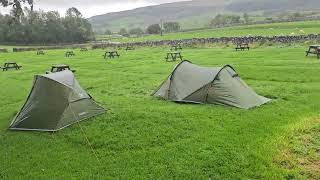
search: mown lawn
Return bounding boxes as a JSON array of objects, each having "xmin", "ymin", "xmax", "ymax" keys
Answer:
[
  {"xmin": 98, "ymin": 21, "xmax": 320, "ymax": 43},
  {"xmin": 0, "ymin": 45, "xmax": 319, "ymax": 179}
]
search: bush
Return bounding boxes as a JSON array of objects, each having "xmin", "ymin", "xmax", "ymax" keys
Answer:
[
  {"xmin": 129, "ymin": 28, "xmax": 144, "ymax": 36},
  {"xmin": 210, "ymin": 14, "xmax": 241, "ymax": 27},
  {"xmin": 146, "ymin": 24, "xmax": 161, "ymax": 34},
  {"xmin": 163, "ymin": 22, "xmax": 180, "ymax": 32},
  {"xmin": 104, "ymin": 29, "xmax": 112, "ymax": 35}
]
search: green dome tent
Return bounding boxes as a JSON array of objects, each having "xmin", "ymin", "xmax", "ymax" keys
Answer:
[
  {"xmin": 153, "ymin": 60, "xmax": 271, "ymax": 109},
  {"xmin": 9, "ymin": 70, "xmax": 106, "ymax": 132}
]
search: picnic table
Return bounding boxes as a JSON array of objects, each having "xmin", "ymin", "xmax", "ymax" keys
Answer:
[
  {"xmin": 65, "ymin": 51, "xmax": 75, "ymax": 57},
  {"xmin": 1, "ymin": 62, "xmax": 22, "ymax": 71},
  {"xmin": 37, "ymin": 50, "xmax": 45, "ymax": 55},
  {"xmin": 125, "ymin": 46, "xmax": 135, "ymax": 51},
  {"xmin": 306, "ymin": 45, "xmax": 320, "ymax": 59},
  {"xmin": 103, "ymin": 51, "xmax": 120, "ymax": 59},
  {"xmin": 235, "ymin": 43, "xmax": 250, "ymax": 51},
  {"xmin": 170, "ymin": 45, "xmax": 183, "ymax": 51},
  {"xmin": 46, "ymin": 64, "xmax": 76, "ymax": 74},
  {"xmin": 80, "ymin": 47, "xmax": 88, "ymax": 51},
  {"xmin": 165, "ymin": 52, "xmax": 183, "ymax": 62}
]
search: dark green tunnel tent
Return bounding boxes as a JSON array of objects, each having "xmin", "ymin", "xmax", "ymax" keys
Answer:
[
  {"xmin": 9, "ymin": 70, "xmax": 106, "ymax": 132},
  {"xmin": 153, "ymin": 60, "xmax": 271, "ymax": 109}
]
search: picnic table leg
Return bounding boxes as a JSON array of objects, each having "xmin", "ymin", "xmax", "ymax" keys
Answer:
[{"xmin": 306, "ymin": 48, "xmax": 311, "ymax": 56}]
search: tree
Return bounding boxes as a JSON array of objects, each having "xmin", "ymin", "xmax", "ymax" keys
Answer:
[
  {"xmin": 65, "ymin": 7, "xmax": 82, "ymax": 18},
  {"xmin": 119, "ymin": 28, "xmax": 128, "ymax": 36},
  {"xmin": 243, "ymin": 13, "xmax": 250, "ymax": 24},
  {"xmin": 129, "ymin": 28, "xmax": 144, "ymax": 36},
  {"xmin": 210, "ymin": 14, "xmax": 241, "ymax": 27},
  {"xmin": 163, "ymin": 22, "xmax": 180, "ymax": 32},
  {"xmin": 0, "ymin": 0, "xmax": 33, "ymax": 7},
  {"xmin": 104, "ymin": 29, "xmax": 112, "ymax": 35},
  {"xmin": 63, "ymin": 7, "xmax": 94, "ymax": 43},
  {"xmin": 146, "ymin": 24, "xmax": 161, "ymax": 34},
  {"xmin": 0, "ymin": 0, "xmax": 34, "ymax": 20},
  {"xmin": 289, "ymin": 12, "xmax": 302, "ymax": 21},
  {"xmin": 44, "ymin": 11, "xmax": 64, "ymax": 43}
]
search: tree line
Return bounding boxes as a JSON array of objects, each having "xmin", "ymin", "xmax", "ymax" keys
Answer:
[
  {"xmin": 104, "ymin": 22, "xmax": 181, "ymax": 36},
  {"xmin": 0, "ymin": 1, "xmax": 94, "ymax": 44},
  {"xmin": 209, "ymin": 11, "xmax": 320, "ymax": 28}
]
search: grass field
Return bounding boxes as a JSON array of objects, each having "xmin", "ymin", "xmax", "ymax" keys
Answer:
[
  {"xmin": 0, "ymin": 45, "xmax": 319, "ymax": 179},
  {"xmin": 96, "ymin": 21, "xmax": 320, "ymax": 43}
]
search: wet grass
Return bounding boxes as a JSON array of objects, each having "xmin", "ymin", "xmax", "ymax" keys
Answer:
[
  {"xmin": 0, "ymin": 45, "xmax": 319, "ymax": 179},
  {"xmin": 274, "ymin": 117, "xmax": 320, "ymax": 179}
]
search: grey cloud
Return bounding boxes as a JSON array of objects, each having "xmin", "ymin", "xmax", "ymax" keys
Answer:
[
  {"xmin": 34, "ymin": 0, "xmax": 186, "ymax": 17},
  {"xmin": 1, "ymin": 0, "xmax": 186, "ymax": 17}
]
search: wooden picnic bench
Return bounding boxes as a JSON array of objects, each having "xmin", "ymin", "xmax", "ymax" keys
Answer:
[
  {"xmin": 103, "ymin": 51, "xmax": 120, "ymax": 59},
  {"xmin": 46, "ymin": 64, "xmax": 76, "ymax": 74},
  {"xmin": 165, "ymin": 52, "xmax": 183, "ymax": 62},
  {"xmin": 306, "ymin": 45, "xmax": 320, "ymax": 59},
  {"xmin": 125, "ymin": 46, "xmax": 135, "ymax": 51},
  {"xmin": 37, "ymin": 50, "xmax": 45, "ymax": 55},
  {"xmin": 1, "ymin": 62, "xmax": 22, "ymax": 71},
  {"xmin": 80, "ymin": 47, "xmax": 89, "ymax": 51},
  {"xmin": 235, "ymin": 43, "xmax": 250, "ymax": 51},
  {"xmin": 170, "ymin": 45, "xmax": 183, "ymax": 51},
  {"xmin": 65, "ymin": 51, "xmax": 75, "ymax": 57}
]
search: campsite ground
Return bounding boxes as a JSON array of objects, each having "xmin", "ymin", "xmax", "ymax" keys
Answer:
[{"xmin": 0, "ymin": 45, "xmax": 319, "ymax": 179}]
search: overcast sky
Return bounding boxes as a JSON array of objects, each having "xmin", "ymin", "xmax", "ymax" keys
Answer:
[{"xmin": 0, "ymin": 0, "xmax": 187, "ymax": 18}]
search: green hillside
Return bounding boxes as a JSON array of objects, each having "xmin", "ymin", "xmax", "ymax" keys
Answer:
[{"xmin": 88, "ymin": 0, "xmax": 320, "ymax": 33}]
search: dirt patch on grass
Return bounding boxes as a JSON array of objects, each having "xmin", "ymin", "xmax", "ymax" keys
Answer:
[{"xmin": 274, "ymin": 117, "xmax": 320, "ymax": 179}]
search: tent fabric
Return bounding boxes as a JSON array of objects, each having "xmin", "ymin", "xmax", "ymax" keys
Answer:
[
  {"xmin": 9, "ymin": 70, "xmax": 106, "ymax": 132},
  {"xmin": 153, "ymin": 61, "xmax": 271, "ymax": 109}
]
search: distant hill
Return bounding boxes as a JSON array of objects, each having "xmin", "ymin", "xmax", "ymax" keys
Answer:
[
  {"xmin": 227, "ymin": 0, "xmax": 320, "ymax": 12},
  {"xmin": 88, "ymin": 0, "xmax": 320, "ymax": 33}
]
